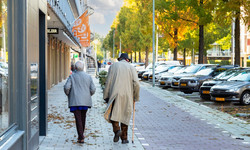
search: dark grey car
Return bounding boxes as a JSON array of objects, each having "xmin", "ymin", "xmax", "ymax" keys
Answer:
[
  {"xmin": 210, "ymin": 69, "xmax": 250, "ymax": 105},
  {"xmin": 200, "ymin": 68, "xmax": 246, "ymax": 100},
  {"xmin": 179, "ymin": 66, "xmax": 233, "ymax": 94},
  {"xmin": 171, "ymin": 64, "xmax": 217, "ymax": 88}
]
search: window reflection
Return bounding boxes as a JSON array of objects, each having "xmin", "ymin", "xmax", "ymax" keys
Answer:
[
  {"xmin": 30, "ymin": 63, "xmax": 38, "ymax": 98},
  {"xmin": 0, "ymin": 0, "xmax": 9, "ymax": 134}
]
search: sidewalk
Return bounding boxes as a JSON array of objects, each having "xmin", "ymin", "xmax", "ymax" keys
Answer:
[{"xmin": 38, "ymin": 77, "xmax": 144, "ymax": 150}]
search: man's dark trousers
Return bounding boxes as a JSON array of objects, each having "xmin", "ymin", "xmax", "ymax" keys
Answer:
[{"xmin": 111, "ymin": 120, "xmax": 128, "ymax": 140}]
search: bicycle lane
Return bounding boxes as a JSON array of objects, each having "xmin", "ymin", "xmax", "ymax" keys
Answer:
[{"xmin": 134, "ymin": 83, "xmax": 250, "ymax": 150}]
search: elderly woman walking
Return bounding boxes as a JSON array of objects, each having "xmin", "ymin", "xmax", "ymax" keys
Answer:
[{"xmin": 64, "ymin": 61, "xmax": 96, "ymax": 143}]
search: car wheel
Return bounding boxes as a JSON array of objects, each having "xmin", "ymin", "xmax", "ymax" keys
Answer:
[
  {"xmin": 200, "ymin": 95, "xmax": 211, "ymax": 100},
  {"xmin": 240, "ymin": 91, "xmax": 250, "ymax": 105}
]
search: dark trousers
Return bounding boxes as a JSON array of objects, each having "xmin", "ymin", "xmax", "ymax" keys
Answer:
[
  {"xmin": 73, "ymin": 109, "xmax": 87, "ymax": 140},
  {"xmin": 111, "ymin": 120, "xmax": 128, "ymax": 140}
]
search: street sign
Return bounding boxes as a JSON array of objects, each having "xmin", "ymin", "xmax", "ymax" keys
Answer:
[
  {"xmin": 73, "ymin": 54, "xmax": 78, "ymax": 58},
  {"xmin": 47, "ymin": 28, "xmax": 59, "ymax": 34}
]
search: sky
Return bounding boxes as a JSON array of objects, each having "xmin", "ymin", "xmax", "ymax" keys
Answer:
[{"xmin": 88, "ymin": 0, "xmax": 124, "ymax": 37}]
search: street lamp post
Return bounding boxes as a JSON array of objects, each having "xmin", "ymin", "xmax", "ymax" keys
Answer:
[
  {"xmin": 152, "ymin": 0, "xmax": 156, "ymax": 87},
  {"xmin": 120, "ymin": 37, "xmax": 122, "ymax": 56},
  {"xmin": 113, "ymin": 29, "xmax": 115, "ymax": 60},
  {"xmin": 93, "ymin": 39, "xmax": 98, "ymax": 75}
]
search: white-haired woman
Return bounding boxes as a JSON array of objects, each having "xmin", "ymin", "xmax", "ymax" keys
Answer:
[{"xmin": 64, "ymin": 61, "xmax": 96, "ymax": 143}]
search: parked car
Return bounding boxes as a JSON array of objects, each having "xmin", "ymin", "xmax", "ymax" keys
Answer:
[
  {"xmin": 210, "ymin": 69, "xmax": 250, "ymax": 105},
  {"xmin": 0, "ymin": 62, "xmax": 8, "ymax": 76},
  {"xmin": 179, "ymin": 66, "xmax": 236, "ymax": 94},
  {"xmin": 138, "ymin": 61, "xmax": 180, "ymax": 79},
  {"xmin": 138, "ymin": 63, "xmax": 156, "ymax": 79},
  {"xmin": 158, "ymin": 66, "xmax": 186, "ymax": 88},
  {"xmin": 148, "ymin": 65, "xmax": 177, "ymax": 82},
  {"xmin": 131, "ymin": 62, "xmax": 145, "ymax": 72},
  {"xmin": 142, "ymin": 63, "xmax": 170, "ymax": 80},
  {"xmin": 142, "ymin": 70, "xmax": 152, "ymax": 81},
  {"xmin": 171, "ymin": 64, "xmax": 217, "ymax": 88},
  {"xmin": 200, "ymin": 67, "xmax": 246, "ymax": 100}
]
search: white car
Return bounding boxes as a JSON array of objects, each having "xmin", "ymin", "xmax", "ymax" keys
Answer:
[
  {"xmin": 148, "ymin": 65, "xmax": 177, "ymax": 82},
  {"xmin": 131, "ymin": 63, "xmax": 145, "ymax": 72},
  {"xmin": 158, "ymin": 66, "xmax": 186, "ymax": 88}
]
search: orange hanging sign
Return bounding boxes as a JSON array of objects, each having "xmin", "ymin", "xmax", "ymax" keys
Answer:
[{"xmin": 72, "ymin": 11, "xmax": 90, "ymax": 47}]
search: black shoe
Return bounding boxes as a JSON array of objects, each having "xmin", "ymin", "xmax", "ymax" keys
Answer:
[
  {"xmin": 113, "ymin": 130, "xmax": 122, "ymax": 142},
  {"xmin": 122, "ymin": 140, "xmax": 129, "ymax": 144}
]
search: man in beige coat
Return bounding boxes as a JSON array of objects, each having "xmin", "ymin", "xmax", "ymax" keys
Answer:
[{"xmin": 103, "ymin": 53, "xmax": 140, "ymax": 144}]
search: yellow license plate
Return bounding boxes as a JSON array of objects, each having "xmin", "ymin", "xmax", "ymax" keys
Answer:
[
  {"xmin": 216, "ymin": 97, "xmax": 225, "ymax": 101},
  {"xmin": 202, "ymin": 91, "xmax": 210, "ymax": 94},
  {"xmin": 144, "ymin": 76, "xmax": 147, "ymax": 79},
  {"xmin": 174, "ymin": 82, "xmax": 179, "ymax": 86},
  {"xmin": 150, "ymin": 77, "xmax": 152, "ymax": 79},
  {"xmin": 181, "ymin": 83, "xmax": 186, "ymax": 86},
  {"xmin": 160, "ymin": 81, "xmax": 165, "ymax": 85}
]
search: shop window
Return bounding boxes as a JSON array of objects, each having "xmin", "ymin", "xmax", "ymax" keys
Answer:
[{"xmin": 0, "ymin": 0, "xmax": 9, "ymax": 134}]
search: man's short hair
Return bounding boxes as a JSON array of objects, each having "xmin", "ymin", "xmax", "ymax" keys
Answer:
[{"xmin": 75, "ymin": 61, "xmax": 84, "ymax": 71}]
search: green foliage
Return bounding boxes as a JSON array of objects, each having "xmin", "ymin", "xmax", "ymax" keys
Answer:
[
  {"xmin": 215, "ymin": 33, "xmax": 231, "ymax": 50},
  {"xmin": 98, "ymin": 70, "xmax": 108, "ymax": 89},
  {"xmin": 214, "ymin": 0, "xmax": 250, "ymax": 25},
  {"xmin": 204, "ymin": 22, "xmax": 231, "ymax": 51},
  {"xmin": 208, "ymin": 60, "xmax": 231, "ymax": 65}
]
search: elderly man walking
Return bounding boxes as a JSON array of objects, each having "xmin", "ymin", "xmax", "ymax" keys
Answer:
[
  {"xmin": 103, "ymin": 53, "xmax": 140, "ymax": 144},
  {"xmin": 64, "ymin": 61, "xmax": 96, "ymax": 143}
]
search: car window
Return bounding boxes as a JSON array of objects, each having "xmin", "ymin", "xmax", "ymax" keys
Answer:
[
  {"xmin": 213, "ymin": 68, "xmax": 227, "ymax": 76},
  {"xmin": 214, "ymin": 69, "xmax": 242, "ymax": 80},
  {"xmin": 194, "ymin": 68, "xmax": 214, "ymax": 76},
  {"xmin": 168, "ymin": 67, "xmax": 181, "ymax": 73},
  {"xmin": 174, "ymin": 67, "xmax": 186, "ymax": 74},
  {"xmin": 146, "ymin": 63, "xmax": 152, "ymax": 70},
  {"xmin": 228, "ymin": 70, "xmax": 250, "ymax": 82},
  {"xmin": 156, "ymin": 65, "xmax": 169, "ymax": 71},
  {"xmin": 183, "ymin": 65, "xmax": 200, "ymax": 73}
]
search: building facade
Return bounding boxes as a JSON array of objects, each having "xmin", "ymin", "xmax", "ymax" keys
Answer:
[{"xmin": 0, "ymin": 0, "xmax": 86, "ymax": 149}]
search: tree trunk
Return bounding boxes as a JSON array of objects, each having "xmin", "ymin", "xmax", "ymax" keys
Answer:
[
  {"xmin": 130, "ymin": 52, "xmax": 133, "ymax": 63},
  {"xmin": 183, "ymin": 48, "xmax": 186, "ymax": 66},
  {"xmin": 198, "ymin": 0, "xmax": 204, "ymax": 64},
  {"xmin": 198, "ymin": 24, "xmax": 204, "ymax": 64},
  {"xmin": 139, "ymin": 50, "xmax": 142, "ymax": 62},
  {"xmin": 145, "ymin": 47, "xmax": 149, "ymax": 67},
  {"xmin": 235, "ymin": 14, "xmax": 240, "ymax": 66},
  {"xmin": 174, "ymin": 28, "xmax": 178, "ymax": 60},
  {"xmin": 135, "ymin": 51, "xmax": 137, "ymax": 63}
]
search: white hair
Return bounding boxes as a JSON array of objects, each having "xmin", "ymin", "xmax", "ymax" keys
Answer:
[{"xmin": 75, "ymin": 61, "xmax": 84, "ymax": 71}]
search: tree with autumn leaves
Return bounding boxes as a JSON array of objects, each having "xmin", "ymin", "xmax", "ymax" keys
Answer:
[{"xmin": 103, "ymin": 0, "xmax": 250, "ymax": 66}]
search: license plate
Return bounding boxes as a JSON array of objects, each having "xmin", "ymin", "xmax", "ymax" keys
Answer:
[
  {"xmin": 149, "ymin": 77, "xmax": 152, "ymax": 79},
  {"xmin": 202, "ymin": 91, "xmax": 210, "ymax": 94},
  {"xmin": 181, "ymin": 83, "xmax": 186, "ymax": 86},
  {"xmin": 174, "ymin": 82, "xmax": 179, "ymax": 86},
  {"xmin": 216, "ymin": 97, "xmax": 225, "ymax": 101},
  {"xmin": 144, "ymin": 76, "xmax": 148, "ymax": 79},
  {"xmin": 160, "ymin": 81, "xmax": 165, "ymax": 85}
]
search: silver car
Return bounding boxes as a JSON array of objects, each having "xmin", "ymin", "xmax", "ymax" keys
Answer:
[
  {"xmin": 171, "ymin": 64, "xmax": 217, "ymax": 88},
  {"xmin": 148, "ymin": 65, "xmax": 177, "ymax": 82},
  {"xmin": 210, "ymin": 69, "xmax": 250, "ymax": 105},
  {"xmin": 158, "ymin": 66, "xmax": 185, "ymax": 88}
]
